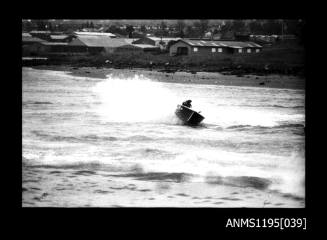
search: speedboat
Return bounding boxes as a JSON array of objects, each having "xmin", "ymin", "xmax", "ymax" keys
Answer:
[{"xmin": 175, "ymin": 104, "xmax": 205, "ymax": 126}]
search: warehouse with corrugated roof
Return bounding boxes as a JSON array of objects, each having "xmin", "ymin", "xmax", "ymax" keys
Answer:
[
  {"xmin": 169, "ymin": 39, "xmax": 262, "ymax": 56},
  {"xmin": 68, "ymin": 35, "xmax": 159, "ymax": 54},
  {"xmin": 68, "ymin": 36, "xmax": 126, "ymax": 53}
]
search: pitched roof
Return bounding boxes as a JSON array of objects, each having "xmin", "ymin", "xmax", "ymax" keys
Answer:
[
  {"xmin": 50, "ymin": 35, "xmax": 70, "ymax": 40},
  {"xmin": 146, "ymin": 37, "xmax": 181, "ymax": 42},
  {"xmin": 74, "ymin": 31, "xmax": 116, "ymax": 37},
  {"xmin": 22, "ymin": 33, "xmax": 32, "ymax": 37},
  {"xmin": 22, "ymin": 36, "xmax": 46, "ymax": 43},
  {"xmin": 69, "ymin": 36, "xmax": 131, "ymax": 48},
  {"xmin": 40, "ymin": 42, "xmax": 69, "ymax": 46},
  {"xmin": 132, "ymin": 44, "xmax": 160, "ymax": 49},
  {"xmin": 29, "ymin": 30, "xmax": 51, "ymax": 34},
  {"xmin": 123, "ymin": 38, "xmax": 139, "ymax": 44},
  {"xmin": 179, "ymin": 39, "xmax": 262, "ymax": 48}
]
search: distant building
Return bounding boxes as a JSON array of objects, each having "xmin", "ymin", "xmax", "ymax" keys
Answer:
[
  {"xmin": 68, "ymin": 35, "xmax": 158, "ymax": 54},
  {"xmin": 49, "ymin": 34, "xmax": 74, "ymax": 43},
  {"xmin": 80, "ymin": 28, "xmax": 101, "ymax": 32},
  {"xmin": 131, "ymin": 31, "xmax": 146, "ymax": 38},
  {"xmin": 29, "ymin": 31, "xmax": 51, "ymax": 41},
  {"xmin": 250, "ymin": 35, "xmax": 278, "ymax": 44},
  {"xmin": 33, "ymin": 42, "xmax": 69, "ymax": 54},
  {"xmin": 278, "ymin": 34, "xmax": 297, "ymax": 42},
  {"xmin": 22, "ymin": 33, "xmax": 47, "ymax": 56},
  {"xmin": 22, "ymin": 33, "xmax": 46, "ymax": 45},
  {"xmin": 73, "ymin": 31, "xmax": 117, "ymax": 38},
  {"xmin": 114, "ymin": 33, "xmax": 128, "ymax": 38},
  {"xmin": 29, "ymin": 30, "xmax": 51, "ymax": 35},
  {"xmin": 23, "ymin": 32, "xmax": 70, "ymax": 56},
  {"xmin": 51, "ymin": 31, "xmax": 65, "ymax": 35},
  {"xmin": 132, "ymin": 37, "xmax": 180, "ymax": 51},
  {"xmin": 123, "ymin": 38, "xmax": 139, "ymax": 44},
  {"xmin": 234, "ymin": 32, "xmax": 250, "ymax": 41},
  {"xmin": 22, "ymin": 32, "xmax": 32, "ymax": 38},
  {"xmin": 169, "ymin": 39, "xmax": 262, "ymax": 56},
  {"xmin": 132, "ymin": 36, "xmax": 180, "ymax": 46},
  {"xmin": 131, "ymin": 44, "xmax": 160, "ymax": 53},
  {"xmin": 69, "ymin": 35, "xmax": 123, "ymax": 53}
]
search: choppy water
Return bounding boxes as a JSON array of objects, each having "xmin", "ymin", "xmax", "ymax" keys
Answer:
[{"xmin": 22, "ymin": 67, "xmax": 305, "ymax": 207}]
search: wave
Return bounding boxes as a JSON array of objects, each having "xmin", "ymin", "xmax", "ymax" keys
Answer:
[
  {"xmin": 31, "ymin": 131, "xmax": 159, "ymax": 143},
  {"xmin": 226, "ymin": 124, "xmax": 253, "ymax": 130},
  {"xmin": 280, "ymin": 192, "xmax": 305, "ymax": 202},
  {"xmin": 73, "ymin": 170, "xmax": 97, "ymax": 176},
  {"xmin": 107, "ymin": 172, "xmax": 193, "ymax": 183},
  {"xmin": 95, "ymin": 164, "xmax": 273, "ymax": 190},
  {"xmin": 23, "ymin": 161, "xmax": 147, "ymax": 174},
  {"xmin": 129, "ymin": 148, "xmax": 178, "ymax": 160},
  {"xmin": 92, "ymin": 169, "xmax": 274, "ymax": 191},
  {"xmin": 205, "ymin": 175, "xmax": 272, "ymax": 190},
  {"xmin": 80, "ymin": 134, "xmax": 118, "ymax": 142},
  {"xmin": 127, "ymin": 135, "xmax": 154, "ymax": 141},
  {"xmin": 244, "ymin": 104, "xmax": 304, "ymax": 109},
  {"xmin": 31, "ymin": 131, "xmax": 119, "ymax": 143},
  {"xmin": 270, "ymin": 105, "xmax": 304, "ymax": 109},
  {"xmin": 23, "ymin": 157, "xmax": 304, "ymax": 198},
  {"xmin": 213, "ymin": 102, "xmax": 304, "ymax": 109},
  {"xmin": 47, "ymin": 169, "xmax": 97, "ymax": 176},
  {"xmin": 275, "ymin": 123, "xmax": 305, "ymax": 128},
  {"xmin": 225, "ymin": 123, "xmax": 304, "ymax": 131},
  {"xmin": 23, "ymin": 101, "xmax": 53, "ymax": 106},
  {"xmin": 25, "ymin": 161, "xmax": 103, "ymax": 170}
]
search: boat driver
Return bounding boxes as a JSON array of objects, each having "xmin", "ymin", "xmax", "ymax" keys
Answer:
[{"xmin": 182, "ymin": 100, "xmax": 192, "ymax": 108}]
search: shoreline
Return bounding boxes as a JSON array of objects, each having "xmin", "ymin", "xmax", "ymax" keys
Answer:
[
  {"xmin": 27, "ymin": 65, "xmax": 305, "ymax": 90},
  {"xmin": 22, "ymin": 167, "xmax": 304, "ymax": 208}
]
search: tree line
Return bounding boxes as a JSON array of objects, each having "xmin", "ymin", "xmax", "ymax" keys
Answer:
[{"xmin": 22, "ymin": 19, "xmax": 305, "ymax": 40}]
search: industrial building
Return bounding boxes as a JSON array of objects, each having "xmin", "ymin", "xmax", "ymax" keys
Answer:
[
  {"xmin": 169, "ymin": 39, "xmax": 262, "ymax": 56},
  {"xmin": 68, "ymin": 35, "xmax": 159, "ymax": 54}
]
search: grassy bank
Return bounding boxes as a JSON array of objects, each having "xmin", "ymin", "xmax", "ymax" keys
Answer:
[{"xmin": 22, "ymin": 42, "xmax": 305, "ymax": 76}]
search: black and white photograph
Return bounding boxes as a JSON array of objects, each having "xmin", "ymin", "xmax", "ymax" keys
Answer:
[{"xmin": 22, "ymin": 19, "xmax": 305, "ymax": 208}]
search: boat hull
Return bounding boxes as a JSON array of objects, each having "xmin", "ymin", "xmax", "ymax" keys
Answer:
[{"xmin": 175, "ymin": 105, "xmax": 205, "ymax": 125}]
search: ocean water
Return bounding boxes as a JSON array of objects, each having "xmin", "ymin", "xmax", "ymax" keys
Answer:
[{"xmin": 22, "ymin": 67, "xmax": 305, "ymax": 207}]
